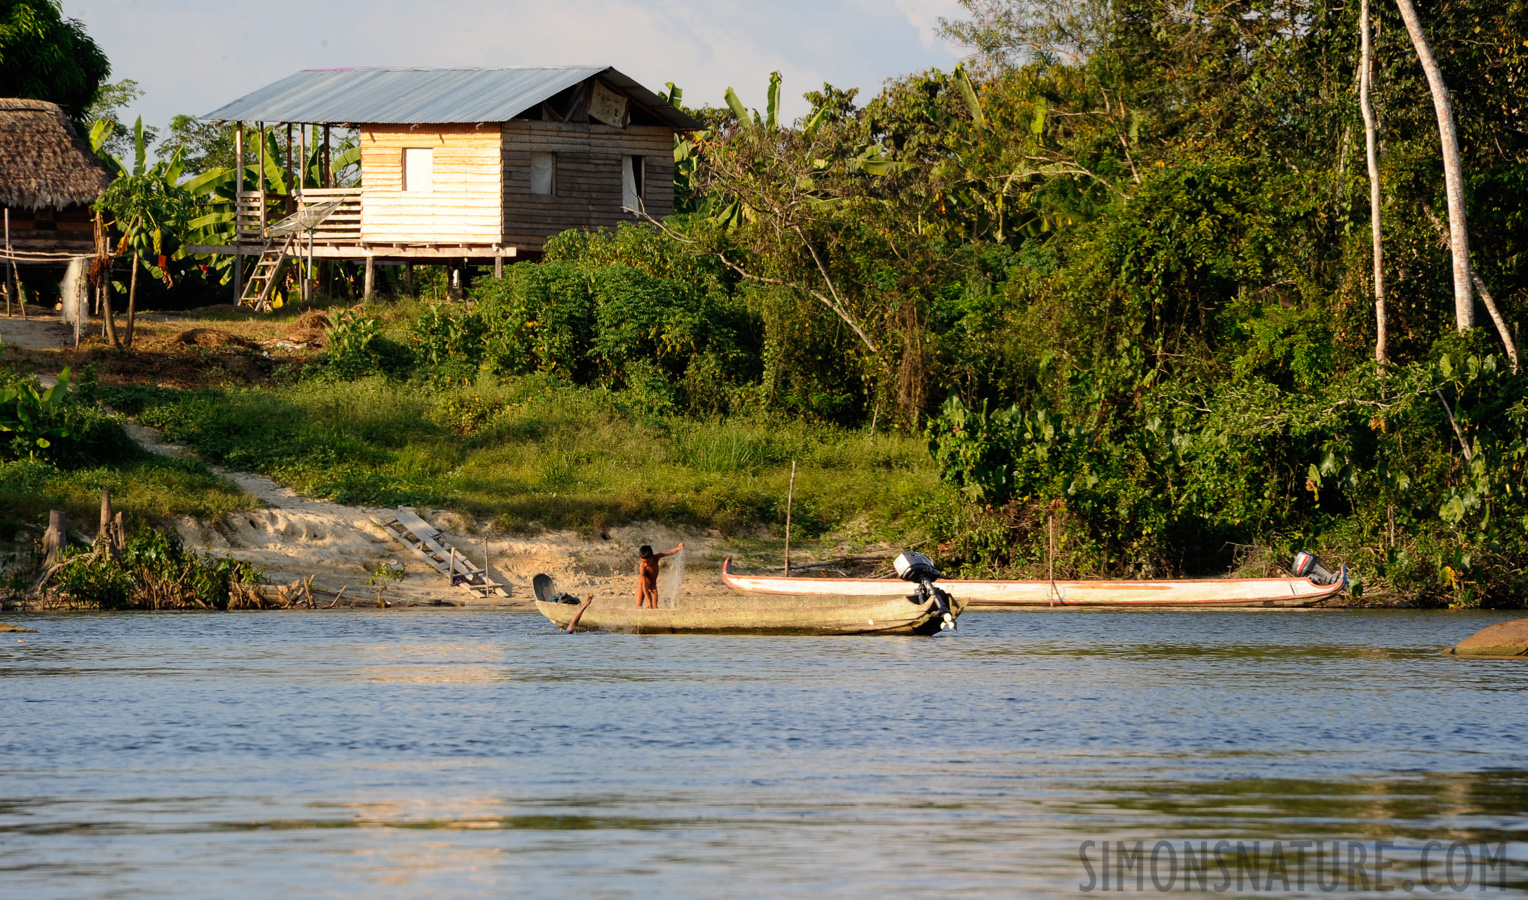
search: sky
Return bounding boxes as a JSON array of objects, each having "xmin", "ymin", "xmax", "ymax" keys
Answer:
[{"xmin": 62, "ymin": 0, "xmax": 969, "ymax": 134}]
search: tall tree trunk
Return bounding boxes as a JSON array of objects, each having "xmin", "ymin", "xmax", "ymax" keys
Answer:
[
  {"xmin": 124, "ymin": 257, "xmax": 138, "ymax": 349},
  {"xmin": 1394, "ymin": 0, "xmax": 1473, "ymax": 331},
  {"xmin": 1424, "ymin": 208, "xmax": 1520, "ymax": 373},
  {"xmin": 1361, "ymin": 0, "xmax": 1387, "ymax": 365}
]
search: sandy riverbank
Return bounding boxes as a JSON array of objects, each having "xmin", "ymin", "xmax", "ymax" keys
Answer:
[{"xmin": 123, "ymin": 422, "xmax": 740, "ymax": 609}]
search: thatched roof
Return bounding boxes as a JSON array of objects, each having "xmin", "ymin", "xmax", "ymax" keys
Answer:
[{"xmin": 0, "ymin": 98, "xmax": 113, "ymax": 211}]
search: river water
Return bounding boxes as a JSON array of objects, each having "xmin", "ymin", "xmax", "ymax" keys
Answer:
[{"xmin": 1, "ymin": 609, "xmax": 1525, "ymax": 898}]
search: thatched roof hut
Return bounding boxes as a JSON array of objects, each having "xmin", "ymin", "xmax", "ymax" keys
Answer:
[{"xmin": 0, "ymin": 98, "xmax": 112, "ymax": 211}]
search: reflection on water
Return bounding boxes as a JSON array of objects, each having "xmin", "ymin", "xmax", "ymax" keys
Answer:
[{"xmin": 0, "ymin": 609, "xmax": 1525, "ymax": 898}]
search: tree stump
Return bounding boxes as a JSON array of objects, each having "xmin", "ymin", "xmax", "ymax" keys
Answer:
[{"xmin": 42, "ymin": 511, "xmax": 66, "ymax": 568}]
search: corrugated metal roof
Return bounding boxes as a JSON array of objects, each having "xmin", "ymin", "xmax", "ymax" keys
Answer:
[{"xmin": 203, "ymin": 66, "xmax": 699, "ymax": 129}]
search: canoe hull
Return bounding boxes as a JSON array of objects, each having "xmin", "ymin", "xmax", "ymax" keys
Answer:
[
  {"xmin": 534, "ymin": 594, "xmax": 964, "ymax": 635},
  {"xmin": 720, "ymin": 559, "xmax": 1344, "ymax": 608}
]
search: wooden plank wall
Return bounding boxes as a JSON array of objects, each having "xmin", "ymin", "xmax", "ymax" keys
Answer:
[
  {"xmin": 502, "ymin": 121, "xmax": 676, "ymax": 252},
  {"xmin": 2, "ymin": 204, "xmax": 97, "ymax": 253},
  {"xmin": 359, "ymin": 124, "xmax": 503, "ymax": 244}
]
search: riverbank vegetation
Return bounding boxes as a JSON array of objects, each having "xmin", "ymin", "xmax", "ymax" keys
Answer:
[
  {"xmin": 8, "ymin": 0, "xmax": 1528, "ymax": 607},
  {"xmin": 40, "ymin": 528, "xmax": 266, "ymax": 610},
  {"xmin": 0, "ymin": 366, "xmax": 253, "ymax": 527}
]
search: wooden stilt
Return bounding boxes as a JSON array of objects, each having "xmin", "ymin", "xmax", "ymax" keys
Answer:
[
  {"xmin": 257, "ymin": 123, "xmax": 267, "ymax": 236},
  {"xmin": 364, "ymin": 256, "xmax": 375, "ymax": 300},
  {"xmin": 299, "ymin": 124, "xmax": 309, "ymax": 303},
  {"xmin": 404, "ymin": 263, "xmax": 414, "ymax": 296},
  {"xmin": 284, "ymin": 123, "xmax": 294, "ymax": 215},
  {"xmin": 321, "ymin": 125, "xmax": 331, "ymax": 295},
  {"xmin": 233, "ymin": 124, "xmax": 244, "ymax": 300}
]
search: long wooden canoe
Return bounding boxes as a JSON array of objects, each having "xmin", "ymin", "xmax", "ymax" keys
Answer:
[
  {"xmin": 534, "ymin": 590, "xmax": 965, "ymax": 635},
  {"xmin": 721, "ymin": 558, "xmax": 1346, "ymax": 608}
]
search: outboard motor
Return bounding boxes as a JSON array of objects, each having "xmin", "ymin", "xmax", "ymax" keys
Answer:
[
  {"xmin": 894, "ymin": 551, "xmax": 956, "ymax": 631},
  {"xmin": 1291, "ymin": 550, "xmax": 1344, "ymax": 586}
]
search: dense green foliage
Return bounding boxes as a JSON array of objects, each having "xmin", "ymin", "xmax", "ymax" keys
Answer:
[
  {"xmin": 620, "ymin": 0, "xmax": 1528, "ymax": 606},
  {"xmin": 49, "ymin": 529, "xmax": 263, "ymax": 609},
  {"xmin": 1, "ymin": 368, "xmax": 134, "ymax": 466},
  {"xmin": 0, "ymin": 0, "xmax": 109, "ymax": 120}
]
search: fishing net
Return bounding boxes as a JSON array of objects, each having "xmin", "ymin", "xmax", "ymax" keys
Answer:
[{"xmin": 658, "ymin": 546, "xmax": 686, "ymax": 609}]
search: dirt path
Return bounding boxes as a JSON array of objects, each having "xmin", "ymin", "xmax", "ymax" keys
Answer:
[{"xmin": 0, "ymin": 313, "xmax": 71, "ymax": 351}]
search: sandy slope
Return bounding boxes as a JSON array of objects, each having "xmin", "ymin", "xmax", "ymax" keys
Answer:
[{"xmin": 124, "ymin": 423, "xmax": 727, "ymax": 609}]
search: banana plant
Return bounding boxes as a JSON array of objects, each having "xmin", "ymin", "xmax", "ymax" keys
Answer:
[
  {"xmin": 95, "ymin": 121, "xmax": 193, "ymax": 347},
  {"xmin": 0, "ymin": 368, "xmax": 72, "ymax": 459},
  {"xmin": 723, "ymin": 71, "xmax": 784, "ymax": 130}
]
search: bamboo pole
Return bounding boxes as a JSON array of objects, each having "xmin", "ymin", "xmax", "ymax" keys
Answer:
[
  {"xmin": 784, "ymin": 460, "xmax": 796, "ymax": 576},
  {"xmin": 3, "ymin": 207, "xmax": 22, "ymax": 319},
  {"xmin": 3, "ymin": 207, "xmax": 11, "ymax": 317}
]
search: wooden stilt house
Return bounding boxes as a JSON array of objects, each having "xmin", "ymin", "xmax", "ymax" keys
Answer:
[{"xmin": 196, "ymin": 67, "xmax": 698, "ymax": 302}]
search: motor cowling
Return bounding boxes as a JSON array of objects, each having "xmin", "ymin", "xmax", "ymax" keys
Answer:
[
  {"xmin": 1291, "ymin": 550, "xmax": 1342, "ymax": 586},
  {"xmin": 894, "ymin": 551, "xmax": 956, "ymax": 631},
  {"xmin": 894, "ymin": 551, "xmax": 940, "ymax": 584}
]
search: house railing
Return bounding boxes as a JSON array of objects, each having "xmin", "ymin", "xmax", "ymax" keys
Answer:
[{"xmin": 236, "ymin": 187, "xmax": 362, "ymax": 244}]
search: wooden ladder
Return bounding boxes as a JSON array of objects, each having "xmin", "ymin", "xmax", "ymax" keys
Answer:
[
  {"xmin": 374, "ymin": 508, "xmax": 510, "ymax": 603},
  {"xmin": 239, "ymin": 235, "xmax": 296, "ymax": 310}
]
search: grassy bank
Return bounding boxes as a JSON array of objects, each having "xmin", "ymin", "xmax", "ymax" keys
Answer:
[
  {"xmin": 0, "ymin": 361, "xmax": 256, "ymax": 540},
  {"xmin": 102, "ymin": 373, "xmax": 949, "ymax": 544},
  {"xmin": 0, "ymin": 454, "xmax": 254, "ymax": 527}
]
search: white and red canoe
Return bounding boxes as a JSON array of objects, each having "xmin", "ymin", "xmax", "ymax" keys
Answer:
[{"xmin": 720, "ymin": 558, "xmax": 1346, "ymax": 608}]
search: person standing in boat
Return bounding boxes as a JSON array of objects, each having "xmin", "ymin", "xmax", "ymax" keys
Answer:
[{"xmin": 636, "ymin": 543, "xmax": 683, "ymax": 608}]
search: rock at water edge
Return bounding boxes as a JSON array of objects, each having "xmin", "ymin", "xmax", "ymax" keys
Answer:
[{"xmin": 1450, "ymin": 618, "xmax": 1528, "ymax": 657}]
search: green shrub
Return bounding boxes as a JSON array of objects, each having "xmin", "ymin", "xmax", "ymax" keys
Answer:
[
  {"xmin": 52, "ymin": 528, "xmax": 264, "ymax": 610},
  {"xmin": 324, "ymin": 307, "xmax": 413, "ymax": 378},
  {"xmin": 1, "ymin": 368, "xmax": 138, "ymax": 468}
]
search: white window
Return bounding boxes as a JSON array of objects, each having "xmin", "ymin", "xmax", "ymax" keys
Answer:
[
  {"xmin": 402, "ymin": 148, "xmax": 433, "ymax": 193},
  {"xmin": 621, "ymin": 155, "xmax": 644, "ymax": 213},
  {"xmin": 530, "ymin": 151, "xmax": 556, "ymax": 195}
]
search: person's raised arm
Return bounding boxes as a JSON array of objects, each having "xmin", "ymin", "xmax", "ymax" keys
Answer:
[{"xmin": 659, "ymin": 542, "xmax": 685, "ymax": 559}]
